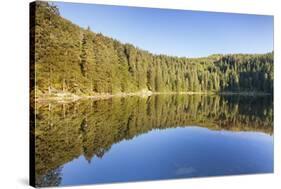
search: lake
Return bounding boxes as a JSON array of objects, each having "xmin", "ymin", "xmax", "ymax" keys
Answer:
[{"xmin": 34, "ymin": 94, "xmax": 273, "ymax": 187}]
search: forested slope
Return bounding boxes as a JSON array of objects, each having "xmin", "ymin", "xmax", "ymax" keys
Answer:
[{"xmin": 32, "ymin": 2, "xmax": 273, "ymax": 97}]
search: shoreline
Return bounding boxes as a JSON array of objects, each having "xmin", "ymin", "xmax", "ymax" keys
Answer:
[{"xmin": 35, "ymin": 90, "xmax": 272, "ymax": 103}]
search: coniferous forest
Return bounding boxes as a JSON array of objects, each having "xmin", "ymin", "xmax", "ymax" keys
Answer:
[
  {"xmin": 32, "ymin": 2, "xmax": 273, "ymax": 98},
  {"xmin": 30, "ymin": 2, "xmax": 274, "ymax": 187}
]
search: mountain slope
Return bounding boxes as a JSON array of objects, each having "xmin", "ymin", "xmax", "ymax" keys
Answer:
[{"xmin": 32, "ymin": 2, "xmax": 273, "ymax": 98}]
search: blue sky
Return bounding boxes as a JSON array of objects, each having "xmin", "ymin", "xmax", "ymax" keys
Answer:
[{"xmin": 54, "ymin": 1, "xmax": 273, "ymax": 58}]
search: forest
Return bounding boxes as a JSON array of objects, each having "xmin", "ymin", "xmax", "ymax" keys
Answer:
[{"xmin": 32, "ymin": 2, "xmax": 274, "ymax": 98}]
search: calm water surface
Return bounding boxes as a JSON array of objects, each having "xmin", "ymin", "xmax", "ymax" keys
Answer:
[{"xmin": 35, "ymin": 95, "xmax": 273, "ymax": 187}]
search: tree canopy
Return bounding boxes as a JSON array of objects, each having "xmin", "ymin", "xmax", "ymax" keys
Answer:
[{"xmin": 33, "ymin": 2, "xmax": 273, "ymax": 97}]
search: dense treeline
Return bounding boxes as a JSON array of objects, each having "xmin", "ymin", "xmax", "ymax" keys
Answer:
[
  {"xmin": 33, "ymin": 2, "xmax": 273, "ymax": 97},
  {"xmin": 35, "ymin": 94, "xmax": 273, "ymax": 186}
]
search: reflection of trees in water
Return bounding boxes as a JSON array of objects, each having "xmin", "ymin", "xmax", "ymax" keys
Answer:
[
  {"xmin": 35, "ymin": 167, "xmax": 62, "ymax": 187},
  {"xmin": 35, "ymin": 94, "xmax": 273, "ymax": 187}
]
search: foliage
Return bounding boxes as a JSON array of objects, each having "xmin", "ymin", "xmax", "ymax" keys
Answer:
[{"xmin": 33, "ymin": 2, "xmax": 273, "ymax": 97}]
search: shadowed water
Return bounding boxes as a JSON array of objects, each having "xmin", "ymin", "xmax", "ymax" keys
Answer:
[{"xmin": 34, "ymin": 94, "xmax": 273, "ymax": 187}]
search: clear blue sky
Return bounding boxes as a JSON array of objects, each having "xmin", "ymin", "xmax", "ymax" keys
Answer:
[{"xmin": 54, "ymin": 1, "xmax": 273, "ymax": 58}]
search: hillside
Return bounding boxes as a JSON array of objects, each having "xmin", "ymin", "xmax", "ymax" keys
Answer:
[{"xmin": 31, "ymin": 2, "xmax": 274, "ymax": 98}]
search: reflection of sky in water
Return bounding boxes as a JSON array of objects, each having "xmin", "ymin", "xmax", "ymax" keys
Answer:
[
  {"xmin": 175, "ymin": 166, "xmax": 196, "ymax": 176},
  {"xmin": 60, "ymin": 127, "xmax": 273, "ymax": 186}
]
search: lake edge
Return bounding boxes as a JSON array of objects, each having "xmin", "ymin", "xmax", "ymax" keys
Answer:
[{"xmin": 34, "ymin": 91, "xmax": 272, "ymax": 104}]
